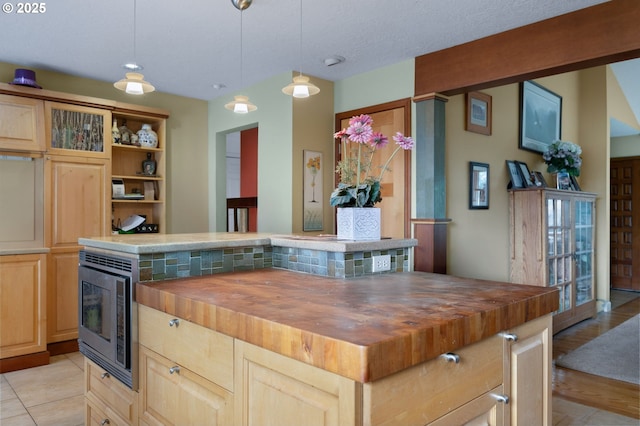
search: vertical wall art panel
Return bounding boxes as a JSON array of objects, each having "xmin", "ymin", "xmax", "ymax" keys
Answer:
[{"xmin": 303, "ymin": 150, "xmax": 323, "ymax": 231}]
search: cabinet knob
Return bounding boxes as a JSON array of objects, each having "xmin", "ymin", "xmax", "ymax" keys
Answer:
[
  {"xmin": 503, "ymin": 333, "xmax": 518, "ymax": 342},
  {"xmin": 100, "ymin": 420, "xmax": 110, "ymax": 426},
  {"xmin": 169, "ymin": 366, "xmax": 181, "ymax": 375},
  {"xmin": 441, "ymin": 352, "xmax": 460, "ymax": 363},
  {"xmin": 100, "ymin": 372, "xmax": 110, "ymax": 379},
  {"xmin": 493, "ymin": 394, "xmax": 510, "ymax": 404},
  {"xmin": 168, "ymin": 318, "xmax": 180, "ymax": 327}
]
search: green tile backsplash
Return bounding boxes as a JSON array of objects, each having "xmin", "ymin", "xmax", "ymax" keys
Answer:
[{"xmin": 138, "ymin": 244, "xmax": 409, "ymax": 282}]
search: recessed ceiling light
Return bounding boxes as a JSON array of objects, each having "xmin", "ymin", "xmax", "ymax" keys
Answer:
[
  {"xmin": 324, "ymin": 56, "xmax": 345, "ymax": 67},
  {"xmin": 123, "ymin": 63, "xmax": 143, "ymax": 71},
  {"xmin": 213, "ymin": 83, "xmax": 227, "ymax": 90}
]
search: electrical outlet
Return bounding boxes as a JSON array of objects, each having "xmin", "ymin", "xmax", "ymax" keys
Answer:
[{"xmin": 372, "ymin": 254, "xmax": 391, "ymax": 272}]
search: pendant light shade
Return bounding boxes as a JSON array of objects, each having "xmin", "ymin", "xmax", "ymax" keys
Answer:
[
  {"xmin": 282, "ymin": 75, "xmax": 320, "ymax": 98},
  {"xmin": 225, "ymin": 95, "xmax": 257, "ymax": 113},
  {"xmin": 283, "ymin": 0, "xmax": 319, "ymax": 98},
  {"xmin": 114, "ymin": 0, "xmax": 154, "ymax": 95},
  {"xmin": 114, "ymin": 72, "xmax": 155, "ymax": 95}
]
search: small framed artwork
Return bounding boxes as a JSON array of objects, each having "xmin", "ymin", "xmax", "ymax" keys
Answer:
[
  {"xmin": 466, "ymin": 91, "xmax": 492, "ymax": 135},
  {"xmin": 506, "ymin": 160, "xmax": 526, "ymax": 189},
  {"xmin": 303, "ymin": 150, "xmax": 323, "ymax": 231},
  {"xmin": 531, "ymin": 171, "xmax": 548, "ymax": 188},
  {"xmin": 519, "ymin": 80, "xmax": 562, "ymax": 153},
  {"xmin": 469, "ymin": 162, "xmax": 489, "ymax": 209},
  {"xmin": 516, "ymin": 161, "xmax": 533, "ymax": 187},
  {"xmin": 570, "ymin": 175, "xmax": 582, "ymax": 191},
  {"xmin": 557, "ymin": 171, "xmax": 571, "ymax": 190}
]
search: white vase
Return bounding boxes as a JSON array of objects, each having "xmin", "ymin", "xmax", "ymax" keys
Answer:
[
  {"xmin": 137, "ymin": 124, "xmax": 158, "ymax": 148},
  {"xmin": 336, "ymin": 207, "xmax": 381, "ymax": 241}
]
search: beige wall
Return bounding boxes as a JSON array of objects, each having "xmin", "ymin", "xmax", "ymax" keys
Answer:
[
  {"xmin": 291, "ymin": 76, "xmax": 335, "ymax": 234},
  {"xmin": 0, "ymin": 62, "xmax": 210, "ymax": 234},
  {"xmin": 444, "ymin": 68, "xmax": 615, "ymax": 310}
]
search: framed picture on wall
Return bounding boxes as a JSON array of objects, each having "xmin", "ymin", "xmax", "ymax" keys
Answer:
[
  {"xmin": 519, "ymin": 80, "xmax": 562, "ymax": 153},
  {"xmin": 465, "ymin": 91, "xmax": 492, "ymax": 135},
  {"xmin": 469, "ymin": 162, "xmax": 489, "ymax": 209},
  {"xmin": 303, "ymin": 150, "xmax": 323, "ymax": 231}
]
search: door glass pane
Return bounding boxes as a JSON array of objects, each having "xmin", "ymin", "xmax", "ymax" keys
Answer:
[
  {"xmin": 81, "ymin": 281, "xmax": 111, "ymax": 341},
  {"xmin": 51, "ymin": 108, "xmax": 105, "ymax": 152},
  {"xmin": 564, "ymin": 284, "xmax": 572, "ymax": 311}
]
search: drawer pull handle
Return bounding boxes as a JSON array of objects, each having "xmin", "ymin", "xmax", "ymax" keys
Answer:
[
  {"xmin": 493, "ymin": 394, "xmax": 510, "ymax": 404},
  {"xmin": 100, "ymin": 420, "xmax": 110, "ymax": 426},
  {"xmin": 169, "ymin": 318, "xmax": 180, "ymax": 327},
  {"xmin": 100, "ymin": 372, "xmax": 110, "ymax": 379},
  {"xmin": 503, "ymin": 333, "xmax": 518, "ymax": 342},
  {"xmin": 441, "ymin": 352, "xmax": 460, "ymax": 363},
  {"xmin": 169, "ymin": 366, "xmax": 181, "ymax": 374}
]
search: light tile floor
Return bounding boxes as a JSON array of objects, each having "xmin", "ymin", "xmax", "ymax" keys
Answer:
[
  {"xmin": 1, "ymin": 353, "xmax": 638, "ymax": 425},
  {"xmin": 1, "ymin": 352, "xmax": 84, "ymax": 426}
]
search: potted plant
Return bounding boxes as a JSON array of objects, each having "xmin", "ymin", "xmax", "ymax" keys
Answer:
[
  {"xmin": 331, "ymin": 114, "xmax": 414, "ymax": 240},
  {"xmin": 542, "ymin": 140, "xmax": 582, "ymax": 189}
]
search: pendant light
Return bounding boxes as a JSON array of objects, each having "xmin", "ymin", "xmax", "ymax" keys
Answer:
[
  {"xmin": 114, "ymin": 0, "xmax": 155, "ymax": 95},
  {"xmin": 225, "ymin": 0, "xmax": 257, "ymax": 113},
  {"xmin": 282, "ymin": 0, "xmax": 319, "ymax": 98}
]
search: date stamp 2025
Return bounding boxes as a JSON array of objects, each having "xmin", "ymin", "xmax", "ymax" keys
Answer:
[{"xmin": 2, "ymin": 2, "xmax": 47, "ymax": 14}]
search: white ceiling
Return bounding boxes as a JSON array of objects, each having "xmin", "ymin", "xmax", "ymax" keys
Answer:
[{"xmin": 1, "ymin": 0, "xmax": 637, "ymax": 133}]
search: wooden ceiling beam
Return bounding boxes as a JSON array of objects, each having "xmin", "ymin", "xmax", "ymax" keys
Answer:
[{"xmin": 414, "ymin": 0, "xmax": 640, "ymax": 97}]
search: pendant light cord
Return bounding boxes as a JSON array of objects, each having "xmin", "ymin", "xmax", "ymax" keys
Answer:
[
  {"xmin": 298, "ymin": 0, "xmax": 303, "ymax": 77},
  {"xmin": 240, "ymin": 9, "xmax": 244, "ymax": 87},
  {"xmin": 133, "ymin": 0, "xmax": 137, "ymax": 67}
]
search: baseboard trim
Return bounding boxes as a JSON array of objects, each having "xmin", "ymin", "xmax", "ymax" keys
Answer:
[
  {"xmin": 0, "ymin": 351, "xmax": 50, "ymax": 373},
  {"xmin": 47, "ymin": 339, "xmax": 79, "ymax": 356}
]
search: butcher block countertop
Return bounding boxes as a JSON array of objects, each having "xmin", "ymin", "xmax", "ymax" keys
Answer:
[{"xmin": 136, "ymin": 269, "xmax": 559, "ymax": 383}]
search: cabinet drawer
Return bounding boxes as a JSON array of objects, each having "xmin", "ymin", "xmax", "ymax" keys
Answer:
[
  {"xmin": 138, "ymin": 304, "xmax": 234, "ymax": 391},
  {"xmin": 364, "ymin": 334, "xmax": 503, "ymax": 425},
  {"xmin": 138, "ymin": 345, "xmax": 234, "ymax": 426},
  {"xmin": 85, "ymin": 358, "xmax": 137, "ymax": 425}
]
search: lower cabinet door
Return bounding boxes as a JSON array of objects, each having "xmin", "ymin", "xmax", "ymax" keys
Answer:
[
  {"xmin": 138, "ymin": 345, "xmax": 233, "ymax": 426},
  {"xmin": 506, "ymin": 314, "xmax": 552, "ymax": 426},
  {"xmin": 429, "ymin": 385, "xmax": 507, "ymax": 426},
  {"xmin": 234, "ymin": 340, "xmax": 358, "ymax": 426}
]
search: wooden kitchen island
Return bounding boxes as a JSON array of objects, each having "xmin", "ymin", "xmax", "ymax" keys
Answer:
[{"xmin": 133, "ymin": 269, "xmax": 558, "ymax": 426}]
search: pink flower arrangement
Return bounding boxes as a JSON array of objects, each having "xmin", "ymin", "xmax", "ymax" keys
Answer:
[{"xmin": 331, "ymin": 114, "xmax": 414, "ymax": 208}]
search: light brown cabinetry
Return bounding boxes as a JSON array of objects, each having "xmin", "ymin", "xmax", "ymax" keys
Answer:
[
  {"xmin": 235, "ymin": 340, "xmax": 358, "ymax": 426},
  {"xmin": 0, "ymin": 254, "xmax": 46, "ymax": 359},
  {"xmin": 137, "ymin": 305, "xmax": 234, "ymax": 425},
  {"xmin": 111, "ymin": 110, "xmax": 167, "ymax": 232},
  {"xmin": 134, "ymin": 303, "xmax": 552, "ymax": 426},
  {"xmin": 505, "ymin": 315, "xmax": 552, "ymax": 426},
  {"xmin": 85, "ymin": 357, "xmax": 138, "ymax": 425},
  {"xmin": 0, "ymin": 94, "xmax": 45, "ymax": 152},
  {"xmin": 45, "ymin": 155, "xmax": 109, "ymax": 343},
  {"xmin": 510, "ymin": 189, "xmax": 597, "ymax": 333}
]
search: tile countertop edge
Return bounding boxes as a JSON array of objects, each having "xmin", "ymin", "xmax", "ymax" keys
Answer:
[
  {"xmin": 135, "ymin": 270, "xmax": 559, "ymax": 383},
  {"xmin": 79, "ymin": 232, "xmax": 417, "ymax": 254},
  {"xmin": 78, "ymin": 233, "xmax": 275, "ymax": 254},
  {"xmin": 269, "ymin": 235, "xmax": 418, "ymax": 252}
]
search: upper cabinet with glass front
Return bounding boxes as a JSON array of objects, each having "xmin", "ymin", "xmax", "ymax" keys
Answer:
[
  {"xmin": 509, "ymin": 188, "xmax": 596, "ymax": 333},
  {"xmin": 44, "ymin": 101, "xmax": 110, "ymax": 158}
]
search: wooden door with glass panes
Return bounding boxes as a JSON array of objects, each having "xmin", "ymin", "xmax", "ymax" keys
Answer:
[{"xmin": 334, "ymin": 99, "xmax": 412, "ymax": 238}]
